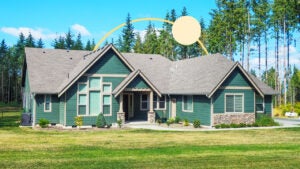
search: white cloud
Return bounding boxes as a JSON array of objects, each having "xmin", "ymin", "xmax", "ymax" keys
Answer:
[
  {"xmin": 71, "ymin": 24, "xmax": 91, "ymax": 36},
  {"xmin": 1, "ymin": 27, "xmax": 60, "ymax": 40}
]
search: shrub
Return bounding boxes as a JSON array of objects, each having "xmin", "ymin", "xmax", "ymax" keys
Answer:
[
  {"xmin": 96, "ymin": 113, "xmax": 106, "ymax": 128},
  {"xmin": 106, "ymin": 123, "xmax": 112, "ymax": 128},
  {"xmin": 215, "ymin": 124, "xmax": 221, "ymax": 129},
  {"xmin": 174, "ymin": 116, "xmax": 181, "ymax": 124},
  {"xmin": 183, "ymin": 119, "xmax": 189, "ymax": 126},
  {"xmin": 230, "ymin": 123, "xmax": 239, "ymax": 128},
  {"xmin": 246, "ymin": 124, "xmax": 252, "ymax": 127},
  {"xmin": 239, "ymin": 123, "xmax": 246, "ymax": 128},
  {"xmin": 252, "ymin": 122, "xmax": 259, "ymax": 127},
  {"xmin": 117, "ymin": 119, "xmax": 122, "ymax": 128},
  {"xmin": 193, "ymin": 120, "xmax": 201, "ymax": 128},
  {"xmin": 166, "ymin": 118, "xmax": 174, "ymax": 126},
  {"xmin": 74, "ymin": 116, "xmax": 83, "ymax": 127},
  {"xmin": 39, "ymin": 118, "xmax": 49, "ymax": 128},
  {"xmin": 256, "ymin": 115, "xmax": 279, "ymax": 127},
  {"xmin": 220, "ymin": 123, "xmax": 230, "ymax": 128}
]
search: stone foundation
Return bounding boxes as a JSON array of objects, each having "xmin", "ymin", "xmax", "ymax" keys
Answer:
[
  {"xmin": 213, "ymin": 113, "xmax": 255, "ymax": 125},
  {"xmin": 147, "ymin": 111, "xmax": 155, "ymax": 123},
  {"xmin": 117, "ymin": 112, "xmax": 125, "ymax": 124}
]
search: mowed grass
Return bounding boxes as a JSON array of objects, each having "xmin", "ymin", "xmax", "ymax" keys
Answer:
[{"xmin": 0, "ymin": 112, "xmax": 300, "ymax": 169}]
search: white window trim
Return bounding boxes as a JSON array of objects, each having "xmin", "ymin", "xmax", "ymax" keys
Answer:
[
  {"xmin": 140, "ymin": 93, "xmax": 149, "ymax": 111},
  {"xmin": 182, "ymin": 95, "xmax": 193, "ymax": 112},
  {"xmin": 224, "ymin": 93, "xmax": 244, "ymax": 113},
  {"xmin": 44, "ymin": 94, "xmax": 52, "ymax": 112},
  {"xmin": 154, "ymin": 95, "xmax": 166, "ymax": 110},
  {"xmin": 255, "ymin": 94, "xmax": 264, "ymax": 113},
  {"xmin": 77, "ymin": 76, "xmax": 113, "ymax": 117},
  {"xmin": 102, "ymin": 82, "xmax": 112, "ymax": 116}
]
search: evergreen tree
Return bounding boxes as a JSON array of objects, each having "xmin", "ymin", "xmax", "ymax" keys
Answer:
[
  {"xmin": 0, "ymin": 39, "xmax": 8, "ymax": 102},
  {"xmin": 25, "ymin": 32, "xmax": 35, "ymax": 47},
  {"xmin": 65, "ymin": 29, "xmax": 74, "ymax": 49},
  {"xmin": 178, "ymin": 7, "xmax": 189, "ymax": 59},
  {"xmin": 133, "ymin": 33, "xmax": 143, "ymax": 53},
  {"xmin": 73, "ymin": 33, "xmax": 83, "ymax": 50},
  {"xmin": 37, "ymin": 38, "xmax": 44, "ymax": 48},
  {"xmin": 85, "ymin": 40, "xmax": 92, "ymax": 51},
  {"xmin": 143, "ymin": 22, "xmax": 159, "ymax": 54},
  {"xmin": 53, "ymin": 36, "xmax": 66, "ymax": 49},
  {"xmin": 121, "ymin": 13, "xmax": 135, "ymax": 52},
  {"xmin": 91, "ymin": 39, "xmax": 96, "ymax": 50}
]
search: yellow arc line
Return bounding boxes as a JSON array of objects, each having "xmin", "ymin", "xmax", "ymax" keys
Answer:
[{"xmin": 93, "ymin": 17, "xmax": 208, "ymax": 55}]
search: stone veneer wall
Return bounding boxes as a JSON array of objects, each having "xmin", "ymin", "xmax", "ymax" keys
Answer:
[{"xmin": 213, "ymin": 113, "xmax": 255, "ymax": 125}]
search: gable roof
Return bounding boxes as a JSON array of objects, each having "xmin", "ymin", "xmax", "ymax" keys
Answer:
[
  {"xmin": 112, "ymin": 69, "xmax": 161, "ymax": 97},
  {"xmin": 24, "ymin": 44, "xmax": 277, "ymax": 97}
]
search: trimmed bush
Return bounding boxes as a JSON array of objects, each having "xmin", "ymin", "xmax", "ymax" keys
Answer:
[
  {"xmin": 239, "ymin": 123, "xmax": 246, "ymax": 127},
  {"xmin": 256, "ymin": 115, "xmax": 279, "ymax": 127},
  {"xmin": 174, "ymin": 117, "xmax": 181, "ymax": 124},
  {"xmin": 183, "ymin": 119, "xmax": 189, "ymax": 126},
  {"xmin": 74, "ymin": 116, "xmax": 83, "ymax": 127},
  {"xmin": 39, "ymin": 118, "xmax": 49, "ymax": 128},
  {"xmin": 96, "ymin": 113, "xmax": 106, "ymax": 128},
  {"xmin": 117, "ymin": 119, "xmax": 122, "ymax": 128},
  {"xmin": 220, "ymin": 123, "xmax": 230, "ymax": 128},
  {"xmin": 193, "ymin": 120, "xmax": 201, "ymax": 128},
  {"xmin": 230, "ymin": 123, "xmax": 239, "ymax": 128},
  {"xmin": 215, "ymin": 124, "xmax": 221, "ymax": 129}
]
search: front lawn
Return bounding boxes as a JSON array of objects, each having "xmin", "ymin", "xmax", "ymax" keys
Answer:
[{"xmin": 0, "ymin": 112, "xmax": 299, "ymax": 168}]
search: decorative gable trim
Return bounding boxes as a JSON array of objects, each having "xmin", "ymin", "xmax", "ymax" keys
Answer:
[
  {"xmin": 58, "ymin": 44, "xmax": 135, "ymax": 97},
  {"xmin": 112, "ymin": 69, "xmax": 161, "ymax": 98},
  {"xmin": 207, "ymin": 63, "xmax": 264, "ymax": 98}
]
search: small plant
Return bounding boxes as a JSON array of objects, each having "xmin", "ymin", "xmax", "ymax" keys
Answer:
[
  {"xmin": 106, "ymin": 123, "xmax": 112, "ymax": 128},
  {"xmin": 39, "ymin": 118, "xmax": 49, "ymax": 128},
  {"xmin": 246, "ymin": 124, "xmax": 252, "ymax": 127},
  {"xmin": 96, "ymin": 113, "xmax": 106, "ymax": 128},
  {"xmin": 220, "ymin": 123, "xmax": 230, "ymax": 128},
  {"xmin": 174, "ymin": 116, "xmax": 181, "ymax": 124},
  {"xmin": 239, "ymin": 123, "xmax": 246, "ymax": 128},
  {"xmin": 156, "ymin": 119, "xmax": 162, "ymax": 125},
  {"xmin": 230, "ymin": 123, "xmax": 239, "ymax": 128},
  {"xmin": 117, "ymin": 119, "xmax": 122, "ymax": 128},
  {"xmin": 215, "ymin": 124, "xmax": 221, "ymax": 129},
  {"xmin": 193, "ymin": 120, "xmax": 201, "ymax": 128},
  {"xmin": 166, "ymin": 120, "xmax": 171, "ymax": 127},
  {"xmin": 183, "ymin": 119, "xmax": 189, "ymax": 126},
  {"xmin": 255, "ymin": 115, "xmax": 279, "ymax": 127},
  {"xmin": 166, "ymin": 118, "xmax": 174, "ymax": 127},
  {"xmin": 74, "ymin": 116, "xmax": 83, "ymax": 128}
]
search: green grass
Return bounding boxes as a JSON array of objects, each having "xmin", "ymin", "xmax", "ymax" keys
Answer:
[{"xmin": 0, "ymin": 112, "xmax": 300, "ymax": 168}]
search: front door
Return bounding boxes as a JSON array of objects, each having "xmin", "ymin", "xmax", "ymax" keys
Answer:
[
  {"xmin": 123, "ymin": 94, "xmax": 134, "ymax": 120},
  {"xmin": 171, "ymin": 98, "xmax": 176, "ymax": 118}
]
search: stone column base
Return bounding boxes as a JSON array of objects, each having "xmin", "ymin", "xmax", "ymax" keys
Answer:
[
  {"xmin": 148, "ymin": 111, "xmax": 155, "ymax": 123},
  {"xmin": 213, "ymin": 113, "xmax": 255, "ymax": 125},
  {"xmin": 117, "ymin": 112, "xmax": 125, "ymax": 124}
]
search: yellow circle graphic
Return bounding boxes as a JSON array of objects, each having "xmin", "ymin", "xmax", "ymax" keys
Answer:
[{"xmin": 172, "ymin": 16, "xmax": 201, "ymax": 45}]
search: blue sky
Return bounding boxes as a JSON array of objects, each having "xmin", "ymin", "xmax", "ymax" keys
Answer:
[
  {"xmin": 1, "ymin": 0, "xmax": 299, "ymax": 73},
  {"xmin": 0, "ymin": 0, "xmax": 216, "ymax": 47}
]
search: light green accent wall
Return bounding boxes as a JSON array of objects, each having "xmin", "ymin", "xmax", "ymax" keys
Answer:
[
  {"xmin": 213, "ymin": 89, "xmax": 255, "ymax": 113},
  {"xmin": 127, "ymin": 75, "xmax": 150, "ymax": 89},
  {"xmin": 171, "ymin": 95, "xmax": 211, "ymax": 126},
  {"xmin": 35, "ymin": 95, "xmax": 60, "ymax": 124},
  {"xmin": 222, "ymin": 68, "xmax": 252, "ymax": 87},
  {"xmin": 86, "ymin": 49, "xmax": 131, "ymax": 74}
]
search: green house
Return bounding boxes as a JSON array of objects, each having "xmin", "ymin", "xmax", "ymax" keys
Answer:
[{"xmin": 22, "ymin": 44, "xmax": 277, "ymax": 127}]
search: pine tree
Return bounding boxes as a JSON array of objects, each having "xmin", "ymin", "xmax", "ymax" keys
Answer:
[
  {"xmin": 85, "ymin": 40, "xmax": 92, "ymax": 51},
  {"xmin": 53, "ymin": 36, "xmax": 66, "ymax": 49},
  {"xmin": 91, "ymin": 39, "xmax": 96, "ymax": 50},
  {"xmin": 73, "ymin": 33, "xmax": 83, "ymax": 50},
  {"xmin": 121, "ymin": 13, "xmax": 134, "ymax": 52},
  {"xmin": 25, "ymin": 32, "xmax": 35, "ymax": 47},
  {"xmin": 37, "ymin": 38, "xmax": 44, "ymax": 48},
  {"xmin": 178, "ymin": 7, "xmax": 189, "ymax": 59},
  {"xmin": 143, "ymin": 22, "xmax": 159, "ymax": 54},
  {"xmin": 0, "ymin": 39, "xmax": 8, "ymax": 103},
  {"xmin": 65, "ymin": 29, "xmax": 74, "ymax": 49},
  {"xmin": 133, "ymin": 33, "xmax": 143, "ymax": 53}
]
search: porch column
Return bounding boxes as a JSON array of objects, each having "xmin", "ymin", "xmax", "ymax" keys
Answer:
[
  {"xmin": 148, "ymin": 90, "xmax": 155, "ymax": 123},
  {"xmin": 117, "ymin": 93, "xmax": 125, "ymax": 124}
]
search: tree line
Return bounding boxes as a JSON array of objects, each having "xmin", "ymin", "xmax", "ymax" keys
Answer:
[{"xmin": 0, "ymin": 0, "xmax": 299, "ymax": 106}]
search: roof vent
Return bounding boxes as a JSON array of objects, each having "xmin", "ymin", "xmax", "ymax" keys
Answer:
[
  {"xmin": 43, "ymin": 51, "xmax": 46, "ymax": 53},
  {"xmin": 69, "ymin": 57, "xmax": 72, "ymax": 60},
  {"xmin": 67, "ymin": 73, "xmax": 69, "ymax": 78},
  {"xmin": 149, "ymin": 57, "xmax": 153, "ymax": 60}
]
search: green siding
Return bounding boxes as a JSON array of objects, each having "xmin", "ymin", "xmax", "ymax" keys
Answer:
[
  {"xmin": 264, "ymin": 95, "xmax": 272, "ymax": 115},
  {"xmin": 213, "ymin": 89, "xmax": 255, "ymax": 113},
  {"xmin": 86, "ymin": 49, "xmax": 131, "ymax": 74},
  {"xmin": 222, "ymin": 68, "xmax": 252, "ymax": 87},
  {"xmin": 171, "ymin": 95, "xmax": 211, "ymax": 126},
  {"xmin": 127, "ymin": 75, "xmax": 150, "ymax": 89},
  {"xmin": 35, "ymin": 94, "xmax": 60, "ymax": 124},
  {"xmin": 59, "ymin": 94, "xmax": 65, "ymax": 125},
  {"xmin": 24, "ymin": 70, "xmax": 32, "ymax": 113}
]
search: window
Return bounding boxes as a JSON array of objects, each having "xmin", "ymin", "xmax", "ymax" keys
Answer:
[
  {"xmin": 78, "ymin": 94, "xmax": 87, "ymax": 115},
  {"xmin": 256, "ymin": 95, "xmax": 264, "ymax": 113},
  {"xmin": 182, "ymin": 95, "xmax": 193, "ymax": 112},
  {"xmin": 225, "ymin": 94, "xmax": 244, "ymax": 113},
  {"xmin": 89, "ymin": 77, "xmax": 100, "ymax": 89},
  {"xmin": 89, "ymin": 91, "xmax": 100, "ymax": 115},
  {"xmin": 140, "ymin": 94, "xmax": 149, "ymax": 110},
  {"xmin": 153, "ymin": 95, "xmax": 166, "ymax": 110},
  {"xmin": 44, "ymin": 95, "xmax": 51, "ymax": 112},
  {"xmin": 102, "ymin": 83, "xmax": 112, "ymax": 115}
]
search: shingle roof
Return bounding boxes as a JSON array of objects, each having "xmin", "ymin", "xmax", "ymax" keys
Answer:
[{"xmin": 24, "ymin": 45, "xmax": 277, "ymax": 97}]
